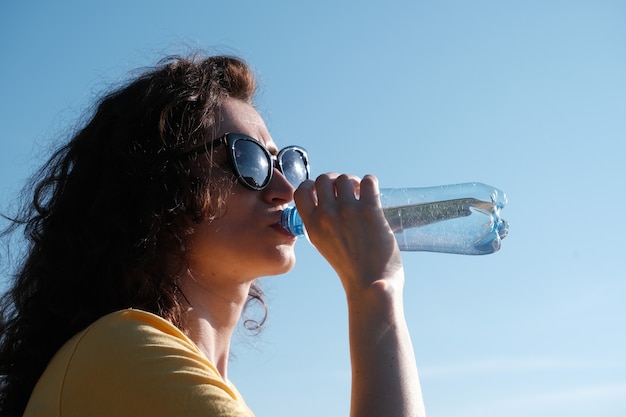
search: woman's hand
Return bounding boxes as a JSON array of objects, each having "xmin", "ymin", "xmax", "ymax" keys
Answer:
[{"xmin": 293, "ymin": 173, "xmax": 403, "ymax": 296}]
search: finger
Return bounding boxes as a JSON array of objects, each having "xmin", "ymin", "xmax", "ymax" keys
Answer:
[
  {"xmin": 293, "ymin": 179, "xmax": 317, "ymax": 217},
  {"xmin": 334, "ymin": 174, "xmax": 361, "ymax": 201},
  {"xmin": 359, "ymin": 174, "xmax": 381, "ymax": 206},
  {"xmin": 313, "ymin": 173, "xmax": 339, "ymax": 205}
]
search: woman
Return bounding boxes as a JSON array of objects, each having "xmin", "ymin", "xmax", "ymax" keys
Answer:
[{"xmin": 0, "ymin": 54, "xmax": 425, "ymax": 416}]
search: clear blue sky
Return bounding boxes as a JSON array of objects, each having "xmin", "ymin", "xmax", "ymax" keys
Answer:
[{"xmin": 1, "ymin": 1, "xmax": 625, "ymax": 416}]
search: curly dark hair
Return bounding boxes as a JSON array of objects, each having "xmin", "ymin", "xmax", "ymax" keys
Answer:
[{"xmin": 0, "ymin": 54, "xmax": 265, "ymax": 417}]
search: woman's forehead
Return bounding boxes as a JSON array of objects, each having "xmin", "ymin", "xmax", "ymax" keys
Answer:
[
  {"xmin": 217, "ymin": 99, "xmax": 277, "ymax": 153},
  {"xmin": 217, "ymin": 100, "xmax": 264, "ymax": 134}
]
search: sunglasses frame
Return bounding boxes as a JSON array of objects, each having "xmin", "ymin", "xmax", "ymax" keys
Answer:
[{"xmin": 181, "ymin": 133, "xmax": 310, "ymax": 191}]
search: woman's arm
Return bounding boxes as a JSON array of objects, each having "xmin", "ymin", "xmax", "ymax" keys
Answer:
[{"xmin": 294, "ymin": 173, "xmax": 426, "ymax": 417}]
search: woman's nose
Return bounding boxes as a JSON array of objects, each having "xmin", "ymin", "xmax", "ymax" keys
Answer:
[{"xmin": 262, "ymin": 168, "xmax": 296, "ymax": 203}]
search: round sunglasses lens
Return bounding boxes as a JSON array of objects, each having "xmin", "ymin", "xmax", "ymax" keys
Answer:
[
  {"xmin": 233, "ymin": 139, "xmax": 270, "ymax": 188},
  {"xmin": 280, "ymin": 149, "xmax": 308, "ymax": 188}
]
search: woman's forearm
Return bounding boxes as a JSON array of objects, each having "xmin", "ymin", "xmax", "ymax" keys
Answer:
[{"xmin": 347, "ymin": 279, "xmax": 426, "ymax": 417}]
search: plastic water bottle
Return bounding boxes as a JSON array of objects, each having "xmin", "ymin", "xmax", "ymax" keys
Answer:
[{"xmin": 281, "ymin": 182, "xmax": 509, "ymax": 255}]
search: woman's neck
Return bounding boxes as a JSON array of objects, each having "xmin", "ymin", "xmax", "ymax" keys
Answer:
[{"xmin": 178, "ymin": 272, "xmax": 252, "ymax": 379}]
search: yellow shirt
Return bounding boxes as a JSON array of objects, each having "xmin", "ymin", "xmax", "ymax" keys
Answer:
[{"xmin": 24, "ymin": 309, "xmax": 254, "ymax": 417}]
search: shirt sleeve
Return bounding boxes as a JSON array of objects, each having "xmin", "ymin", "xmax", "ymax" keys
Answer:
[{"xmin": 59, "ymin": 310, "xmax": 255, "ymax": 417}]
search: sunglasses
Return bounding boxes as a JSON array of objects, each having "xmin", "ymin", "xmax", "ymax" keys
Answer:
[{"xmin": 182, "ymin": 133, "xmax": 310, "ymax": 191}]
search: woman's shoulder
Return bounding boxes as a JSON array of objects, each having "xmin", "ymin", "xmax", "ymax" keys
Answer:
[
  {"xmin": 59, "ymin": 309, "xmax": 196, "ymax": 363},
  {"xmin": 86, "ymin": 308, "xmax": 181, "ymax": 334},
  {"xmin": 24, "ymin": 309, "xmax": 252, "ymax": 417},
  {"xmin": 80, "ymin": 309, "xmax": 195, "ymax": 349},
  {"xmin": 65, "ymin": 308, "xmax": 216, "ymax": 376}
]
